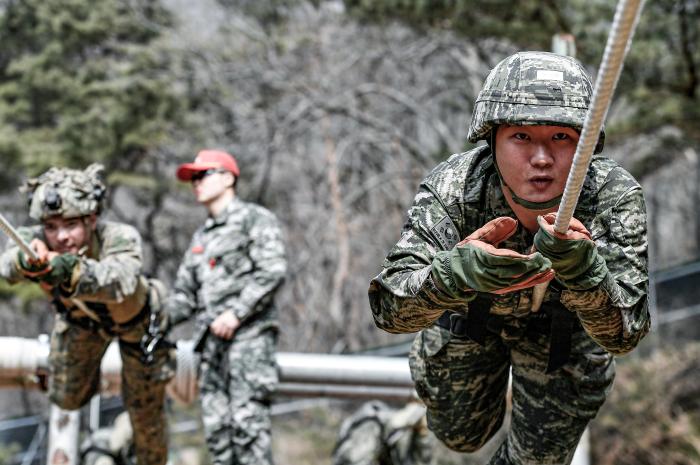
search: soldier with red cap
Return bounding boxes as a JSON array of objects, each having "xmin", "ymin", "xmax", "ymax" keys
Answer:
[{"xmin": 167, "ymin": 150, "xmax": 287, "ymax": 465}]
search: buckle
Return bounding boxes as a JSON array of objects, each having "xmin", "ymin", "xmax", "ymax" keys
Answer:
[{"xmin": 448, "ymin": 313, "xmax": 469, "ymax": 338}]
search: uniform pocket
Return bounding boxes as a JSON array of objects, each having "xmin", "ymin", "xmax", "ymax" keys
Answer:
[
  {"xmin": 559, "ymin": 337, "xmax": 616, "ymax": 419},
  {"xmin": 409, "ymin": 326, "xmax": 453, "ymax": 411}
]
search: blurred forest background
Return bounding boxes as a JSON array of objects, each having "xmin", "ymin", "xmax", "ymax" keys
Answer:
[{"xmin": 0, "ymin": 0, "xmax": 698, "ymax": 464}]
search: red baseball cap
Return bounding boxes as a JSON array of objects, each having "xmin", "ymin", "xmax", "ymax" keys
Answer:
[{"xmin": 176, "ymin": 150, "xmax": 240, "ymax": 181}]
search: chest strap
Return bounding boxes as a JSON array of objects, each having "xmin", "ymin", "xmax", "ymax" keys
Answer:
[{"xmin": 53, "ymin": 294, "xmax": 151, "ymax": 336}]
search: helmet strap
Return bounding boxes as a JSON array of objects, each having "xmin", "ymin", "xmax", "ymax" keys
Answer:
[{"xmin": 488, "ymin": 131, "xmax": 562, "ymax": 211}]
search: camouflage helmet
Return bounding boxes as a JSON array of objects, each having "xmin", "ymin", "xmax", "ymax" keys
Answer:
[
  {"xmin": 22, "ymin": 163, "xmax": 107, "ymax": 221},
  {"xmin": 467, "ymin": 51, "xmax": 604, "ymax": 152}
]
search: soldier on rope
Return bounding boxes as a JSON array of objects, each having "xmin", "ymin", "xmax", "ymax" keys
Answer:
[
  {"xmin": 369, "ymin": 51, "xmax": 649, "ymax": 465},
  {"xmin": 0, "ymin": 164, "xmax": 173, "ymax": 465}
]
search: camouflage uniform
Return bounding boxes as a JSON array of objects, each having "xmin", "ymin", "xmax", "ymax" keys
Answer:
[
  {"xmin": 167, "ymin": 197, "xmax": 287, "ymax": 465},
  {"xmin": 332, "ymin": 401, "xmax": 435, "ymax": 465},
  {"xmin": 368, "ymin": 52, "xmax": 649, "ymax": 465},
  {"xmin": 0, "ymin": 193, "xmax": 173, "ymax": 465}
]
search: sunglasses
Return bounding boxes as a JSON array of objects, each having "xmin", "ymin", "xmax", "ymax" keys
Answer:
[{"xmin": 190, "ymin": 169, "xmax": 225, "ymax": 183}]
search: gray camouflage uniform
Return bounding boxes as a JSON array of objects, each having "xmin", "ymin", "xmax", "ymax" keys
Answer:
[
  {"xmin": 368, "ymin": 146, "xmax": 649, "ymax": 464},
  {"xmin": 0, "ymin": 221, "xmax": 174, "ymax": 465},
  {"xmin": 167, "ymin": 197, "xmax": 287, "ymax": 465},
  {"xmin": 332, "ymin": 401, "xmax": 435, "ymax": 465}
]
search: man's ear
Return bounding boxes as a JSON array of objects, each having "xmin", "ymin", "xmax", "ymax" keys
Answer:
[{"xmin": 223, "ymin": 172, "xmax": 236, "ymax": 189}]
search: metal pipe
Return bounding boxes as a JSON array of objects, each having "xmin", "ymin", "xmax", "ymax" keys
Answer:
[
  {"xmin": 0, "ymin": 337, "xmax": 49, "ymax": 376},
  {"xmin": 0, "ymin": 337, "xmax": 414, "ymax": 397},
  {"xmin": 277, "ymin": 352, "xmax": 413, "ymax": 387},
  {"xmin": 277, "ymin": 383, "xmax": 415, "ymax": 401}
]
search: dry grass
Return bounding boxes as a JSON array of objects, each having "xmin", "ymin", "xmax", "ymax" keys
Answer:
[{"xmin": 590, "ymin": 342, "xmax": 700, "ymax": 465}]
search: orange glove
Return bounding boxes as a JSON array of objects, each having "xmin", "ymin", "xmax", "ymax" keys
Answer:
[
  {"xmin": 432, "ymin": 217, "xmax": 555, "ymax": 297},
  {"xmin": 16, "ymin": 239, "xmax": 51, "ymax": 279}
]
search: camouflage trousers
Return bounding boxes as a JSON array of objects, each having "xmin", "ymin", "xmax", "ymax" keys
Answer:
[
  {"xmin": 49, "ymin": 309, "xmax": 174, "ymax": 465},
  {"xmin": 409, "ymin": 321, "xmax": 615, "ymax": 465},
  {"xmin": 199, "ymin": 329, "xmax": 278, "ymax": 465}
]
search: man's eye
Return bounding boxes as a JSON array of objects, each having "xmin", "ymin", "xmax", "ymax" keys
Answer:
[
  {"xmin": 553, "ymin": 133, "xmax": 570, "ymax": 140},
  {"xmin": 514, "ymin": 133, "xmax": 529, "ymax": 140}
]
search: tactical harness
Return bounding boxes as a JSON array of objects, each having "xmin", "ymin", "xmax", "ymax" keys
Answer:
[
  {"xmin": 52, "ymin": 287, "xmax": 169, "ymax": 365},
  {"xmin": 425, "ymin": 148, "xmax": 592, "ymax": 374},
  {"xmin": 435, "ymin": 294, "xmax": 583, "ymax": 373}
]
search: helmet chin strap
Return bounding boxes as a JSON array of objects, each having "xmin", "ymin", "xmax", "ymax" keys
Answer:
[{"xmin": 488, "ymin": 131, "xmax": 562, "ymax": 211}]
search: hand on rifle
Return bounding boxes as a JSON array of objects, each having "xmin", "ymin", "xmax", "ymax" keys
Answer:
[{"xmin": 210, "ymin": 310, "xmax": 240, "ymax": 340}]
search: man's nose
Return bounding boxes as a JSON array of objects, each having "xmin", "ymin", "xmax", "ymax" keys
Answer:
[
  {"xmin": 531, "ymin": 145, "xmax": 554, "ymax": 167},
  {"xmin": 56, "ymin": 227, "xmax": 70, "ymax": 241}
]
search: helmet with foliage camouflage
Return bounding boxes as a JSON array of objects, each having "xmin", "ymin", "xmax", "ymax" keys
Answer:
[
  {"xmin": 467, "ymin": 51, "xmax": 604, "ymax": 152},
  {"xmin": 22, "ymin": 164, "xmax": 107, "ymax": 221}
]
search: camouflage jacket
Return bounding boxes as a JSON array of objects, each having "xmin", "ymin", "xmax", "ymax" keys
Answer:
[
  {"xmin": 333, "ymin": 401, "xmax": 433, "ymax": 465},
  {"xmin": 368, "ymin": 146, "xmax": 650, "ymax": 355},
  {"xmin": 167, "ymin": 197, "xmax": 287, "ymax": 338},
  {"xmin": 0, "ymin": 221, "xmax": 150, "ymax": 324}
]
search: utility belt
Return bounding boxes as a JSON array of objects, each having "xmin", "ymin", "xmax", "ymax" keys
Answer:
[
  {"xmin": 435, "ymin": 294, "xmax": 583, "ymax": 372},
  {"xmin": 53, "ymin": 294, "xmax": 152, "ymax": 338}
]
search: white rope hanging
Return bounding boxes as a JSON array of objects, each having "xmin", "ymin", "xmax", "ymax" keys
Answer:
[
  {"xmin": 554, "ymin": 0, "xmax": 645, "ymax": 232},
  {"xmin": 531, "ymin": 0, "xmax": 645, "ymax": 311}
]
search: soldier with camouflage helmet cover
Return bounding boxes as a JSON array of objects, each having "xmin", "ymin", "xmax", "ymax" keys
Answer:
[
  {"xmin": 368, "ymin": 51, "xmax": 649, "ymax": 464},
  {"xmin": 332, "ymin": 400, "xmax": 435, "ymax": 465},
  {"xmin": 0, "ymin": 163, "xmax": 174, "ymax": 465},
  {"xmin": 166, "ymin": 149, "xmax": 287, "ymax": 465}
]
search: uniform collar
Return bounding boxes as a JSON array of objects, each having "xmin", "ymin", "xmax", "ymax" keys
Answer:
[{"xmin": 204, "ymin": 197, "xmax": 241, "ymax": 229}]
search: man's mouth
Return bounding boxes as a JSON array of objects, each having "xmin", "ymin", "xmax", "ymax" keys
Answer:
[{"xmin": 529, "ymin": 176, "xmax": 553, "ymax": 190}]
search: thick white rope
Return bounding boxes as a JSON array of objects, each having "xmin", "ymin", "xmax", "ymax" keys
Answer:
[
  {"xmin": 0, "ymin": 213, "xmax": 38, "ymax": 261},
  {"xmin": 554, "ymin": 0, "xmax": 644, "ymax": 233},
  {"xmin": 531, "ymin": 0, "xmax": 644, "ymax": 311}
]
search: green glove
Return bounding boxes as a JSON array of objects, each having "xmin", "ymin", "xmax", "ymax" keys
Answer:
[
  {"xmin": 37, "ymin": 254, "xmax": 80, "ymax": 288},
  {"xmin": 16, "ymin": 251, "xmax": 50, "ymax": 279},
  {"xmin": 534, "ymin": 213, "xmax": 608, "ymax": 290},
  {"xmin": 432, "ymin": 217, "xmax": 554, "ymax": 298}
]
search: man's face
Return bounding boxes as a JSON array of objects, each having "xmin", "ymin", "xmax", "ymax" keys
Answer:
[
  {"xmin": 494, "ymin": 124, "xmax": 579, "ymax": 203},
  {"xmin": 43, "ymin": 215, "xmax": 96, "ymax": 254},
  {"xmin": 190, "ymin": 169, "xmax": 234, "ymax": 205}
]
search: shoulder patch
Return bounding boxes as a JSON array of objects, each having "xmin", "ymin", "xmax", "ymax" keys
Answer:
[{"xmin": 431, "ymin": 215, "xmax": 459, "ymax": 250}]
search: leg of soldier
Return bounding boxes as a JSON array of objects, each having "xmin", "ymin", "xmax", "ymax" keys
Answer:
[
  {"xmin": 199, "ymin": 338, "xmax": 235, "ymax": 465},
  {"xmin": 199, "ymin": 331, "xmax": 278, "ymax": 465},
  {"xmin": 227, "ymin": 330, "xmax": 278, "ymax": 465},
  {"xmin": 48, "ymin": 315, "xmax": 110, "ymax": 409},
  {"xmin": 409, "ymin": 325, "xmax": 510, "ymax": 452},
  {"xmin": 119, "ymin": 327, "xmax": 174, "ymax": 465},
  {"xmin": 489, "ymin": 329, "xmax": 615, "ymax": 465}
]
